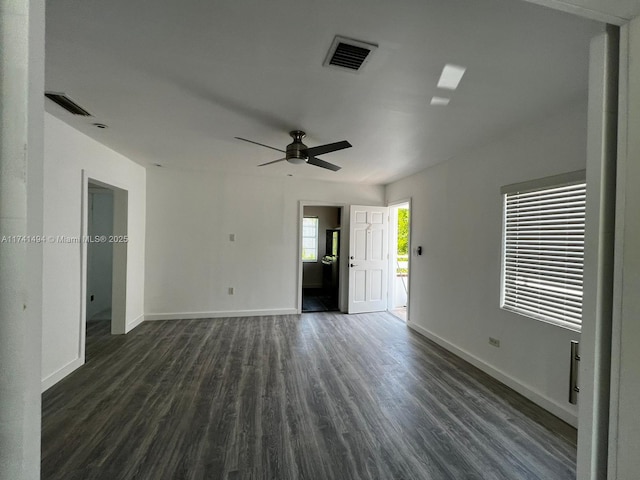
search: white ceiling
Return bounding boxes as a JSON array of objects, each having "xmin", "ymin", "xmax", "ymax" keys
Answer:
[{"xmin": 45, "ymin": 0, "xmax": 604, "ymax": 185}]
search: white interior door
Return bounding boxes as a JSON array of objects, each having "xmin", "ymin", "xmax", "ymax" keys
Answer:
[{"xmin": 348, "ymin": 205, "xmax": 389, "ymax": 313}]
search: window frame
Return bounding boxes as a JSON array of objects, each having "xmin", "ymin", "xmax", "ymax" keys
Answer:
[
  {"xmin": 500, "ymin": 170, "xmax": 586, "ymax": 332},
  {"xmin": 302, "ymin": 216, "xmax": 319, "ymax": 263}
]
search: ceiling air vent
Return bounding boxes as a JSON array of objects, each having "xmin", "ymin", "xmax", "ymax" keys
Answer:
[
  {"xmin": 323, "ymin": 36, "xmax": 377, "ymax": 73},
  {"xmin": 45, "ymin": 92, "xmax": 93, "ymax": 116}
]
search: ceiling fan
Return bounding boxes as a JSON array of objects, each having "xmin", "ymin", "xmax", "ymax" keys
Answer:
[{"xmin": 235, "ymin": 130, "xmax": 351, "ymax": 171}]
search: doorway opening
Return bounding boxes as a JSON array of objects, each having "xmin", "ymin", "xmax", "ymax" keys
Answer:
[
  {"xmin": 85, "ymin": 181, "xmax": 118, "ymax": 362},
  {"xmin": 86, "ymin": 183, "xmax": 114, "ymax": 331},
  {"xmin": 81, "ymin": 174, "xmax": 128, "ymax": 364},
  {"xmin": 301, "ymin": 205, "xmax": 341, "ymax": 312},
  {"xmin": 389, "ymin": 202, "xmax": 410, "ymax": 321}
]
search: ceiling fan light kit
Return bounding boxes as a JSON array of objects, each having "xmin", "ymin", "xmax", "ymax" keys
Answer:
[
  {"xmin": 236, "ymin": 130, "xmax": 351, "ymax": 172},
  {"xmin": 286, "ymin": 130, "xmax": 308, "ymax": 164}
]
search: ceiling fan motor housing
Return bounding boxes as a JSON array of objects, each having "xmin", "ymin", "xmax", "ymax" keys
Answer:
[{"xmin": 286, "ymin": 130, "xmax": 308, "ymax": 164}]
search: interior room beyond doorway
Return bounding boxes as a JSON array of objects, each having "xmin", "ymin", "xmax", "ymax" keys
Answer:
[{"xmin": 302, "ymin": 206, "xmax": 341, "ymax": 312}]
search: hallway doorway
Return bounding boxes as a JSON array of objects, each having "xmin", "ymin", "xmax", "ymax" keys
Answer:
[
  {"xmin": 81, "ymin": 174, "xmax": 129, "ymax": 366},
  {"xmin": 86, "ymin": 183, "xmax": 114, "ymax": 325},
  {"xmin": 85, "ymin": 182, "xmax": 116, "ymax": 361}
]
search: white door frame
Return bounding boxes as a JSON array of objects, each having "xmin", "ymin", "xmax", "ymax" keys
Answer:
[
  {"xmin": 574, "ymin": 27, "xmax": 619, "ymax": 479},
  {"xmin": 80, "ymin": 170, "xmax": 129, "ymax": 363},
  {"xmin": 296, "ymin": 201, "xmax": 346, "ymax": 313},
  {"xmin": 388, "ymin": 198, "xmax": 412, "ymax": 322},
  {"xmin": 602, "ymin": 21, "xmax": 640, "ymax": 480}
]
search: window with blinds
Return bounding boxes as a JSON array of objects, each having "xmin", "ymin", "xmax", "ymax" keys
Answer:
[{"xmin": 501, "ymin": 180, "xmax": 586, "ymax": 331}]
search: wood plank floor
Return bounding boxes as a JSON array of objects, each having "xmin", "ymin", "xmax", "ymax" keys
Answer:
[{"xmin": 42, "ymin": 313, "xmax": 577, "ymax": 480}]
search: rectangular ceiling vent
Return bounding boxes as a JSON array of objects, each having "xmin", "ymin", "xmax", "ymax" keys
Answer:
[
  {"xmin": 323, "ymin": 36, "xmax": 378, "ymax": 73},
  {"xmin": 45, "ymin": 92, "xmax": 93, "ymax": 116}
]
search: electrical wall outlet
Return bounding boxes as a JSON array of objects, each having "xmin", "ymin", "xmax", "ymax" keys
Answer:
[
  {"xmin": 489, "ymin": 337, "xmax": 500, "ymax": 348},
  {"xmin": 228, "ymin": 287, "xmax": 234, "ymax": 295}
]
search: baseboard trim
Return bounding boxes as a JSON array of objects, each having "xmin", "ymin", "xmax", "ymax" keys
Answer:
[
  {"xmin": 407, "ymin": 321, "xmax": 578, "ymax": 427},
  {"xmin": 145, "ymin": 308, "xmax": 299, "ymax": 321},
  {"xmin": 126, "ymin": 313, "xmax": 145, "ymax": 333},
  {"xmin": 41, "ymin": 357, "xmax": 84, "ymax": 392}
]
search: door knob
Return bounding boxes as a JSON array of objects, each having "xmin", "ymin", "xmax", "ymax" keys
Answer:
[{"xmin": 350, "ymin": 263, "xmax": 358, "ymax": 267}]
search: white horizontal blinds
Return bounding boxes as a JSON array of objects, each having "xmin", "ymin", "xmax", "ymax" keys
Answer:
[
  {"xmin": 502, "ymin": 182, "xmax": 586, "ymax": 330},
  {"xmin": 302, "ymin": 217, "xmax": 318, "ymax": 262}
]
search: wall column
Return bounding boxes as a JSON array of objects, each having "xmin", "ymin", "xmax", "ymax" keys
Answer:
[{"xmin": 0, "ymin": 0, "xmax": 45, "ymax": 478}]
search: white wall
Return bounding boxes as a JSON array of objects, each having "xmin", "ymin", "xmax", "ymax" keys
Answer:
[
  {"xmin": 302, "ymin": 206, "xmax": 340, "ymax": 288},
  {"xmin": 145, "ymin": 169, "xmax": 384, "ymax": 319},
  {"xmin": 86, "ymin": 190, "xmax": 114, "ymax": 320},
  {"xmin": 386, "ymin": 102, "xmax": 587, "ymax": 425},
  {"xmin": 41, "ymin": 113, "xmax": 146, "ymax": 390}
]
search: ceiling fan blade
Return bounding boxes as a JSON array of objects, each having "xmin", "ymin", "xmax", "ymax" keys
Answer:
[
  {"xmin": 235, "ymin": 137, "xmax": 285, "ymax": 153},
  {"xmin": 305, "ymin": 140, "xmax": 352, "ymax": 158},
  {"xmin": 307, "ymin": 156, "xmax": 341, "ymax": 171},
  {"xmin": 258, "ymin": 157, "xmax": 287, "ymax": 167}
]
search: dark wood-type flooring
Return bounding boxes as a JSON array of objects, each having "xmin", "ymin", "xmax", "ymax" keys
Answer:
[
  {"xmin": 42, "ymin": 313, "xmax": 577, "ymax": 480},
  {"xmin": 301, "ymin": 288, "xmax": 339, "ymax": 312}
]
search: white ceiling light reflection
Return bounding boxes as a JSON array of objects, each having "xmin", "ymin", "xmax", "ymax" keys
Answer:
[
  {"xmin": 437, "ymin": 64, "xmax": 466, "ymax": 90},
  {"xmin": 430, "ymin": 97, "xmax": 450, "ymax": 106}
]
